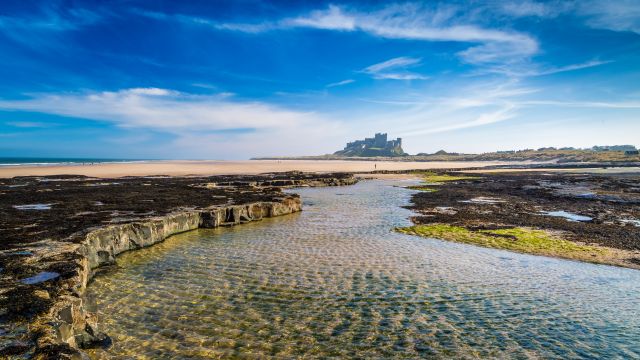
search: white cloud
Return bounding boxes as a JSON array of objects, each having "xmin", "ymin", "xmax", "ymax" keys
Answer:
[
  {"xmin": 371, "ymin": 73, "xmax": 430, "ymax": 80},
  {"xmin": 126, "ymin": 87, "xmax": 176, "ymax": 96},
  {"xmin": 0, "ymin": 88, "xmax": 327, "ymax": 132},
  {"xmin": 290, "ymin": 5, "xmax": 539, "ymax": 66},
  {"xmin": 531, "ymin": 60, "xmax": 613, "ymax": 76},
  {"xmin": 483, "ymin": 59, "xmax": 612, "ymax": 77},
  {"xmin": 363, "ymin": 56, "xmax": 429, "ymax": 80},
  {"xmin": 350, "ymin": 80, "xmax": 530, "ymax": 144},
  {"xmin": 501, "ymin": 1, "xmax": 550, "ymax": 17},
  {"xmin": 0, "ymin": 88, "xmax": 352, "ymax": 158},
  {"xmin": 408, "ymin": 104, "xmax": 517, "ymax": 135},
  {"xmin": 364, "ymin": 57, "xmax": 421, "ymax": 73},
  {"xmin": 497, "ymin": 1, "xmax": 564, "ymax": 18},
  {"xmin": 578, "ymin": 0, "xmax": 640, "ymax": 34},
  {"xmin": 287, "ymin": 5, "xmax": 356, "ymax": 30},
  {"xmin": 520, "ymin": 100, "xmax": 640, "ymax": 109},
  {"xmin": 136, "ymin": 4, "xmax": 539, "ymax": 67},
  {"xmin": 326, "ymin": 79, "xmax": 355, "ymax": 88},
  {"xmin": 178, "ymin": 14, "xmax": 275, "ymax": 33},
  {"xmin": 496, "ymin": 0, "xmax": 640, "ymax": 34}
]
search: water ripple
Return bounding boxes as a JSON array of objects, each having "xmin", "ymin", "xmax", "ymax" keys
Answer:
[{"xmin": 86, "ymin": 180, "xmax": 640, "ymax": 359}]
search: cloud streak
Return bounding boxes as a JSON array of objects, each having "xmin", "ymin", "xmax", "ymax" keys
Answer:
[
  {"xmin": 362, "ymin": 57, "xmax": 429, "ymax": 80},
  {"xmin": 483, "ymin": 59, "xmax": 613, "ymax": 77},
  {"xmin": 305, "ymin": 4, "xmax": 540, "ymax": 66},
  {"xmin": 136, "ymin": 4, "xmax": 539, "ymax": 66},
  {"xmin": 0, "ymin": 88, "xmax": 326, "ymax": 132},
  {"xmin": 326, "ymin": 79, "xmax": 355, "ymax": 88}
]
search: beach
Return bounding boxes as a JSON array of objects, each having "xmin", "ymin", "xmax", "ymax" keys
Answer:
[{"xmin": 0, "ymin": 159, "xmax": 513, "ymax": 178}]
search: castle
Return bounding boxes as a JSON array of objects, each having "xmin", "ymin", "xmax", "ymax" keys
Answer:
[{"xmin": 334, "ymin": 133, "xmax": 406, "ymax": 157}]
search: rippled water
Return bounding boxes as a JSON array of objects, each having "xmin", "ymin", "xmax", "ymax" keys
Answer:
[{"xmin": 86, "ymin": 180, "xmax": 640, "ymax": 359}]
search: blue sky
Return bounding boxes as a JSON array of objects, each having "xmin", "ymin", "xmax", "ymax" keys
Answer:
[{"xmin": 0, "ymin": 0, "xmax": 639, "ymax": 159}]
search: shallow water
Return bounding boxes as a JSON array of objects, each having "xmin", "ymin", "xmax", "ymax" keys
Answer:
[
  {"xmin": 12, "ymin": 203, "xmax": 53, "ymax": 210},
  {"xmin": 542, "ymin": 210, "xmax": 593, "ymax": 222},
  {"xmin": 86, "ymin": 180, "xmax": 640, "ymax": 359}
]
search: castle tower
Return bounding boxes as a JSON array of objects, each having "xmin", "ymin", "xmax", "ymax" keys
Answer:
[{"xmin": 374, "ymin": 133, "xmax": 387, "ymax": 147}]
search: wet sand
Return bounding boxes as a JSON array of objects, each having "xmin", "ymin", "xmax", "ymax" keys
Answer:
[{"xmin": 0, "ymin": 160, "xmax": 512, "ymax": 178}]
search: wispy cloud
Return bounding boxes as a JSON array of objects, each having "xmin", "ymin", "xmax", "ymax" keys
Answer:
[
  {"xmin": 519, "ymin": 100, "xmax": 640, "ymax": 109},
  {"xmin": 5, "ymin": 121, "xmax": 56, "ymax": 128},
  {"xmin": 0, "ymin": 6, "xmax": 108, "ymax": 51},
  {"xmin": 287, "ymin": 5, "xmax": 356, "ymax": 30},
  {"xmin": 0, "ymin": 7, "xmax": 105, "ymax": 32},
  {"xmin": 577, "ymin": 0, "xmax": 640, "ymax": 34},
  {"xmin": 484, "ymin": 59, "xmax": 613, "ymax": 77},
  {"xmin": 364, "ymin": 57, "xmax": 421, "ymax": 73},
  {"xmin": 532, "ymin": 60, "xmax": 613, "ymax": 76},
  {"xmin": 406, "ymin": 104, "xmax": 517, "ymax": 135},
  {"xmin": 356, "ymin": 77, "xmax": 640, "ymax": 147},
  {"xmin": 496, "ymin": 0, "xmax": 640, "ymax": 34},
  {"xmin": 0, "ymin": 87, "xmax": 351, "ymax": 158},
  {"xmin": 136, "ymin": 4, "xmax": 539, "ymax": 67},
  {"xmin": 0, "ymin": 88, "xmax": 326, "ymax": 132},
  {"xmin": 292, "ymin": 5, "xmax": 538, "ymax": 66},
  {"xmin": 326, "ymin": 79, "xmax": 355, "ymax": 88},
  {"xmin": 496, "ymin": 1, "xmax": 567, "ymax": 18},
  {"xmin": 362, "ymin": 57, "xmax": 429, "ymax": 80},
  {"xmin": 134, "ymin": 9, "xmax": 276, "ymax": 33},
  {"xmin": 350, "ymin": 80, "xmax": 531, "ymax": 142}
]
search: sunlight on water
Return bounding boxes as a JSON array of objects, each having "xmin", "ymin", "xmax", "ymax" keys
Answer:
[{"xmin": 86, "ymin": 180, "xmax": 640, "ymax": 359}]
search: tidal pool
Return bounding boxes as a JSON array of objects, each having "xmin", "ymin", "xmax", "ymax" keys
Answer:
[{"xmin": 86, "ymin": 180, "xmax": 640, "ymax": 359}]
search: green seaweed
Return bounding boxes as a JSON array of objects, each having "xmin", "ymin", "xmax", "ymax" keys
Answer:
[
  {"xmin": 406, "ymin": 185, "xmax": 439, "ymax": 192},
  {"xmin": 396, "ymin": 224, "xmax": 606, "ymax": 261},
  {"xmin": 417, "ymin": 171, "xmax": 480, "ymax": 184}
]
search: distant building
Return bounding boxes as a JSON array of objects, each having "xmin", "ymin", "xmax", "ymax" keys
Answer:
[{"xmin": 334, "ymin": 133, "xmax": 406, "ymax": 157}]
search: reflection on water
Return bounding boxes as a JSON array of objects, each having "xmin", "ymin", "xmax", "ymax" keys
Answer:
[{"xmin": 86, "ymin": 180, "xmax": 640, "ymax": 359}]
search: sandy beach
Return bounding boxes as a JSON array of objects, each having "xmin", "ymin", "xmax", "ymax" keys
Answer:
[{"xmin": 0, "ymin": 159, "xmax": 512, "ymax": 178}]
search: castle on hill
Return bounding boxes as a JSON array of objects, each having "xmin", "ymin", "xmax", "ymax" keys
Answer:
[{"xmin": 334, "ymin": 133, "xmax": 406, "ymax": 157}]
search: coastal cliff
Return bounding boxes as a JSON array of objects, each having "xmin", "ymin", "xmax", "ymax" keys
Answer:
[{"xmin": 0, "ymin": 173, "xmax": 356, "ymax": 359}]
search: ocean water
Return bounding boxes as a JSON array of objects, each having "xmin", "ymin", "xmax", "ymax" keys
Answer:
[
  {"xmin": 0, "ymin": 157, "xmax": 149, "ymax": 167},
  {"xmin": 85, "ymin": 180, "xmax": 640, "ymax": 359}
]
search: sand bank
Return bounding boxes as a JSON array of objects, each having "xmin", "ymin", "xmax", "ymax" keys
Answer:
[{"xmin": 0, "ymin": 159, "xmax": 511, "ymax": 178}]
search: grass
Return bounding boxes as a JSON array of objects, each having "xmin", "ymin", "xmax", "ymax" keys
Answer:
[
  {"xmin": 418, "ymin": 171, "xmax": 480, "ymax": 184},
  {"xmin": 396, "ymin": 224, "xmax": 608, "ymax": 262},
  {"xmin": 405, "ymin": 185, "xmax": 439, "ymax": 192}
]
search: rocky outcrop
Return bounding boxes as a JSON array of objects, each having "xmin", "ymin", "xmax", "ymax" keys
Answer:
[{"xmin": 3, "ymin": 198, "xmax": 301, "ymax": 359}]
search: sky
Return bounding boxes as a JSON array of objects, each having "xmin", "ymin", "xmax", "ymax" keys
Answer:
[{"xmin": 0, "ymin": 0, "xmax": 639, "ymax": 159}]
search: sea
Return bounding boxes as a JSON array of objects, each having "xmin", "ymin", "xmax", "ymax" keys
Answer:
[{"xmin": 0, "ymin": 157, "xmax": 151, "ymax": 167}]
